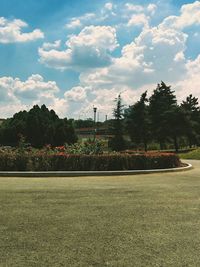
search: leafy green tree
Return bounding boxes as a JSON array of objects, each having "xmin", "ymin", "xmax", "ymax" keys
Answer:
[
  {"xmin": 166, "ymin": 106, "xmax": 187, "ymax": 152},
  {"xmin": 149, "ymin": 81, "xmax": 177, "ymax": 150},
  {"xmin": 73, "ymin": 118, "xmax": 95, "ymax": 128},
  {"xmin": 54, "ymin": 118, "xmax": 77, "ymax": 146},
  {"xmin": 0, "ymin": 105, "xmax": 77, "ymax": 148},
  {"xmin": 125, "ymin": 91, "xmax": 150, "ymax": 151},
  {"xmin": 109, "ymin": 94, "xmax": 125, "ymax": 151},
  {"xmin": 181, "ymin": 94, "xmax": 200, "ymax": 147}
]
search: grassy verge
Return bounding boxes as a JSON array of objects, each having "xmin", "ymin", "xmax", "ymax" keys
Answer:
[
  {"xmin": 179, "ymin": 148, "xmax": 200, "ymax": 160},
  {"xmin": 0, "ymin": 160, "xmax": 199, "ymax": 267}
]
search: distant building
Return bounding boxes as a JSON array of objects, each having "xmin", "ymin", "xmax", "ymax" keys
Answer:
[{"xmin": 75, "ymin": 127, "xmax": 113, "ymax": 141}]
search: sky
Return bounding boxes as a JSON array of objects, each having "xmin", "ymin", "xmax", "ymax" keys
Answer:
[{"xmin": 0, "ymin": 0, "xmax": 200, "ymax": 120}]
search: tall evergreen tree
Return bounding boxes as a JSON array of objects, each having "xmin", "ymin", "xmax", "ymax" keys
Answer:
[
  {"xmin": 149, "ymin": 81, "xmax": 177, "ymax": 150},
  {"xmin": 109, "ymin": 94, "xmax": 125, "ymax": 151},
  {"xmin": 181, "ymin": 94, "xmax": 200, "ymax": 147},
  {"xmin": 166, "ymin": 105, "xmax": 186, "ymax": 152},
  {"xmin": 125, "ymin": 91, "xmax": 150, "ymax": 151}
]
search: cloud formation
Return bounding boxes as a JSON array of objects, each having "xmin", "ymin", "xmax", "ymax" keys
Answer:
[
  {"xmin": 2, "ymin": 1, "xmax": 200, "ymax": 119},
  {"xmin": 161, "ymin": 1, "xmax": 200, "ymax": 29},
  {"xmin": 39, "ymin": 25, "xmax": 118, "ymax": 70},
  {"xmin": 0, "ymin": 75, "xmax": 67, "ymax": 117},
  {"xmin": 0, "ymin": 17, "xmax": 44, "ymax": 43},
  {"xmin": 56, "ymin": 1, "xmax": 200, "ymax": 118},
  {"xmin": 127, "ymin": 13, "xmax": 149, "ymax": 28}
]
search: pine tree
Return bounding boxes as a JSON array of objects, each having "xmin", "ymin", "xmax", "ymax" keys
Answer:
[
  {"xmin": 125, "ymin": 91, "xmax": 150, "ymax": 151},
  {"xmin": 109, "ymin": 94, "xmax": 125, "ymax": 151},
  {"xmin": 181, "ymin": 94, "xmax": 200, "ymax": 147},
  {"xmin": 149, "ymin": 81, "xmax": 177, "ymax": 150}
]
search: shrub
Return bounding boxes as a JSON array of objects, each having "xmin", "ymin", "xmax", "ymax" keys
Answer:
[
  {"xmin": 0, "ymin": 151, "xmax": 181, "ymax": 171},
  {"xmin": 64, "ymin": 140, "xmax": 104, "ymax": 155}
]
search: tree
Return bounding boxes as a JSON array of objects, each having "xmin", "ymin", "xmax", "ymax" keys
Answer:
[
  {"xmin": 149, "ymin": 81, "xmax": 177, "ymax": 150},
  {"xmin": 54, "ymin": 118, "xmax": 77, "ymax": 146},
  {"xmin": 0, "ymin": 105, "xmax": 77, "ymax": 148},
  {"xmin": 181, "ymin": 94, "xmax": 200, "ymax": 147},
  {"xmin": 73, "ymin": 118, "xmax": 95, "ymax": 128},
  {"xmin": 125, "ymin": 91, "xmax": 150, "ymax": 151},
  {"xmin": 109, "ymin": 94, "xmax": 125, "ymax": 151},
  {"xmin": 166, "ymin": 105, "xmax": 187, "ymax": 152}
]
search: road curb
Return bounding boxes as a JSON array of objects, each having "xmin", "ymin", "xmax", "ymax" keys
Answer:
[{"xmin": 0, "ymin": 163, "xmax": 193, "ymax": 177}]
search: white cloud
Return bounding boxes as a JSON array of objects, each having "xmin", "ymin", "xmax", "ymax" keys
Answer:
[
  {"xmin": 186, "ymin": 54, "xmax": 200, "ymax": 76},
  {"xmin": 64, "ymin": 86, "xmax": 89, "ymax": 102},
  {"xmin": 128, "ymin": 13, "xmax": 149, "ymax": 28},
  {"xmin": 147, "ymin": 4, "xmax": 157, "ymax": 15},
  {"xmin": 13, "ymin": 74, "xmax": 59, "ymax": 100},
  {"xmin": 105, "ymin": 3, "xmax": 113, "ymax": 11},
  {"xmin": 0, "ymin": 17, "xmax": 44, "ymax": 43},
  {"xmin": 42, "ymin": 40, "xmax": 61, "ymax": 50},
  {"xmin": 0, "ymin": 77, "xmax": 18, "ymax": 103},
  {"xmin": 39, "ymin": 25, "xmax": 118, "ymax": 70},
  {"xmin": 79, "ymin": 24, "xmax": 187, "ymax": 91},
  {"xmin": 161, "ymin": 1, "xmax": 200, "ymax": 30},
  {"xmin": 174, "ymin": 51, "xmax": 185, "ymax": 62},
  {"xmin": 175, "ymin": 55, "xmax": 200, "ymax": 101},
  {"xmin": 178, "ymin": 1, "xmax": 200, "ymax": 28},
  {"xmin": 65, "ymin": 13, "xmax": 96, "ymax": 30},
  {"xmin": 80, "ymin": 13, "xmax": 96, "ymax": 21},
  {"xmin": 0, "ymin": 75, "xmax": 68, "ymax": 118},
  {"xmin": 5, "ymin": 1, "xmax": 198, "ymax": 120},
  {"xmin": 63, "ymin": 84, "xmax": 156, "ymax": 119},
  {"xmin": 61, "ymin": 8, "xmax": 190, "ymax": 118},
  {"xmin": 125, "ymin": 3, "xmax": 144, "ymax": 13},
  {"xmin": 66, "ymin": 19, "xmax": 82, "ymax": 29}
]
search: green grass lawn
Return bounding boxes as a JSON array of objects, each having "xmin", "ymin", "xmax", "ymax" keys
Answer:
[
  {"xmin": 0, "ymin": 160, "xmax": 200, "ymax": 267},
  {"xmin": 180, "ymin": 148, "xmax": 200, "ymax": 160}
]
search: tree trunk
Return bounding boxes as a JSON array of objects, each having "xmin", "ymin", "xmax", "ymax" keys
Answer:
[
  {"xmin": 174, "ymin": 135, "xmax": 179, "ymax": 153},
  {"xmin": 188, "ymin": 136, "xmax": 192, "ymax": 148},
  {"xmin": 144, "ymin": 142, "xmax": 147, "ymax": 152},
  {"xmin": 160, "ymin": 141, "xmax": 164, "ymax": 150}
]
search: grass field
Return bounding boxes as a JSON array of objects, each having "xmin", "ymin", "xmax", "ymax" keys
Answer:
[
  {"xmin": 0, "ymin": 160, "xmax": 200, "ymax": 267},
  {"xmin": 180, "ymin": 148, "xmax": 200, "ymax": 160}
]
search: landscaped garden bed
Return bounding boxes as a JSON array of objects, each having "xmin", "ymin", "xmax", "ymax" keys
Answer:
[{"xmin": 0, "ymin": 147, "xmax": 181, "ymax": 171}]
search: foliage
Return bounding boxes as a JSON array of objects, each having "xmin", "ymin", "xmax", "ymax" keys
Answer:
[
  {"xmin": 124, "ymin": 82, "xmax": 200, "ymax": 152},
  {"xmin": 125, "ymin": 91, "xmax": 150, "ymax": 151},
  {"xmin": 181, "ymin": 94, "xmax": 200, "ymax": 147},
  {"xmin": 109, "ymin": 94, "xmax": 125, "ymax": 151},
  {"xmin": 149, "ymin": 81, "xmax": 177, "ymax": 149},
  {"xmin": 0, "ymin": 149, "xmax": 180, "ymax": 171},
  {"xmin": 73, "ymin": 118, "xmax": 95, "ymax": 128},
  {"xmin": 0, "ymin": 105, "xmax": 77, "ymax": 148},
  {"xmin": 64, "ymin": 140, "xmax": 104, "ymax": 155},
  {"xmin": 1, "ymin": 81, "xmax": 200, "ymax": 153}
]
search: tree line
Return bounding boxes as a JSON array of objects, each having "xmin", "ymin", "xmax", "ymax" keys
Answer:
[
  {"xmin": 0, "ymin": 104, "xmax": 77, "ymax": 148},
  {"xmin": 0, "ymin": 81, "xmax": 199, "ymax": 151},
  {"xmin": 110, "ymin": 81, "xmax": 200, "ymax": 152}
]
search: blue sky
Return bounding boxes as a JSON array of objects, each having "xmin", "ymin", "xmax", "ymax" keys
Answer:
[{"xmin": 0, "ymin": 0, "xmax": 200, "ymax": 119}]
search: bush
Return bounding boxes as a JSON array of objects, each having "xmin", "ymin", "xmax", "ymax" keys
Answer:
[
  {"xmin": 0, "ymin": 151, "xmax": 181, "ymax": 171},
  {"xmin": 64, "ymin": 140, "xmax": 104, "ymax": 155}
]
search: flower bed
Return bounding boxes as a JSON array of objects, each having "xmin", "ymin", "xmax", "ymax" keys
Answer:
[{"xmin": 0, "ymin": 151, "xmax": 181, "ymax": 171}]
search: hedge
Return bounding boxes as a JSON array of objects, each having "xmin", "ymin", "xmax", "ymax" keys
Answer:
[{"xmin": 0, "ymin": 152, "xmax": 181, "ymax": 171}]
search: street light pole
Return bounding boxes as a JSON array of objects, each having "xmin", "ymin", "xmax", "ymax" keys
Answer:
[{"xmin": 93, "ymin": 106, "xmax": 97, "ymax": 141}]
